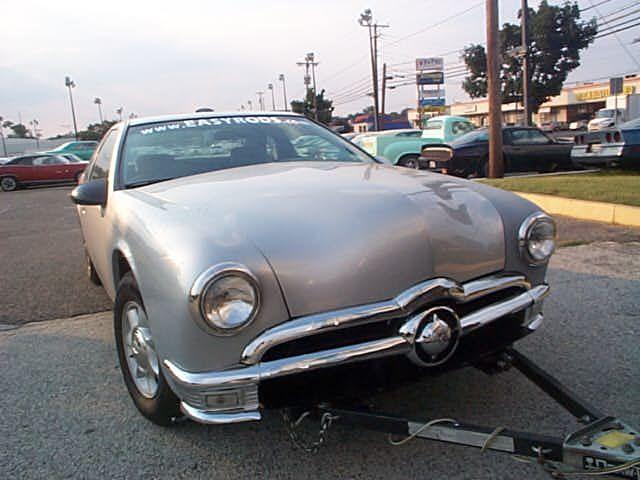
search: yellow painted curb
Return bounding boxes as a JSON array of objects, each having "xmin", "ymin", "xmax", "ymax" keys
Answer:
[{"xmin": 513, "ymin": 192, "xmax": 640, "ymax": 227}]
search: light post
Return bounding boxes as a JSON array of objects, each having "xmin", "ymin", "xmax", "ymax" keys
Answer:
[
  {"xmin": 247, "ymin": 100, "xmax": 253, "ymax": 110},
  {"xmin": 256, "ymin": 91, "xmax": 265, "ymax": 111},
  {"xmin": 65, "ymin": 76, "xmax": 78, "ymax": 140},
  {"xmin": 29, "ymin": 119, "xmax": 40, "ymax": 149},
  {"xmin": 0, "ymin": 116, "xmax": 7, "ymax": 157},
  {"xmin": 94, "ymin": 97, "xmax": 104, "ymax": 123},
  {"xmin": 116, "ymin": 107, "xmax": 123, "ymax": 121},
  {"xmin": 279, "ymin": 74, "xmax": 288, "ymax": 111},
  {"xmin": 268, "ymin": 83, "xmax": 276, "ymax": 110}
]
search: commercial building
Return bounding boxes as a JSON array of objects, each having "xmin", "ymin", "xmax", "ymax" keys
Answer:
[{"xmin": 449, "ymin": 73, "xmax": 640, "ymax": 126}]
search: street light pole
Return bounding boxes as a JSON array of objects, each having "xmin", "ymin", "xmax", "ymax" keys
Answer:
[
  {"xmin": 486, "ymin": 0, "xmax": 504, "ymax": 178},
  {"xmin": 247, "ymin": 100, "xmax": 253, "ymax": 110},
  {"xmin": 116, "ymin": 107, "xmax": 123, "ymax": 121},
  {"xmin": 65, "ymin": 76, "xmax": 79, "ymax": 140},
  {"xmin": 521, "ymin": 0, "xmax": 531, "ymax": 126},
  {"xmin": 279, "ymin": 74, "xmax": 288, "ymax": 111},
  {"xmin": 94, "ymin": 97, "xmax": 104, "ymax": 124},
  {"xmin": 268, "ymin": 83, "xmax": 276, "ymax": 110},
  {"xmin": 256, "ymin": 92, "xmax": 265, "ymax": 111},
  {"xmin": 0, "ymin": 116, "xmax": 7, "ymax": 157}
]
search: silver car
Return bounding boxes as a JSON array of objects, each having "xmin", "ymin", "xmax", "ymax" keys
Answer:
[{"xmin": 71, "ymin": 112, "xmax": 555, "ymax": 426}]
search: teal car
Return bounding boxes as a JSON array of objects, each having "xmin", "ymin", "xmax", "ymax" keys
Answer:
[
  {"xmin": 354, "ymin": 116, "xmax": 475, "ymax": 168},
  {"xmin": 45, "ymin": 141, "xmax": 98, "ymax": 161}
]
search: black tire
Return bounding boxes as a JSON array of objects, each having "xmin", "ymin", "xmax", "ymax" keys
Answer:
[
  {"xmin": 0, "ymin": 176, "xmax": 18, "ymax": 192},
  {"xmin": 475, "ymin": 157, "xmax": 488, "ymax": 178},
  {"xmin": 86, "ymin": 251, "xmax": 102, "ymax": 286},
  {"xmin": 114, "ymin": 272, "xmax": 181, "ymax": 426},
  {"xmin": 398, "ymin": 154, "xmax": 420, "ymax": 169},
  {"xmin": 536, "ymin": 160, "xmax": 558, "ymax": 174}
]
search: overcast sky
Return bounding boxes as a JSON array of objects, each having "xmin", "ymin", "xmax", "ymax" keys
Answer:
[{"xmin": 1, "ymin": 0, "xmax": 639, "ymax": 136}]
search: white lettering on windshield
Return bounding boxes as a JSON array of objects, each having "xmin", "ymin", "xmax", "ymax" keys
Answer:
[{"xmin": 137, "ymin": 116, "xmax": 303, "ymax": 135}]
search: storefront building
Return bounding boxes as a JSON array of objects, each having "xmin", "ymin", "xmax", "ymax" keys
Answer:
[{"xmin": 449, "ymin": 73, "xmax": 640, "ymax": 126}]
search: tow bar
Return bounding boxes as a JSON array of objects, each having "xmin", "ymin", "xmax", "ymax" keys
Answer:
[{"xmin": 282, "ymin": 348, "xmax": 640, "ymax": 478}]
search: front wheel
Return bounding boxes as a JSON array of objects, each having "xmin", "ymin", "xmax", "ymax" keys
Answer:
[
  {"xmin": 1, "ymin": 176, "xmax": 18, "ymax": 192},
  {"xmin": 398, "ymin": 155, "xmax": 420, "ymax": 169},
  {"xmin": 114, "ymin": 273, "xmax": 181, "ymax": 426}
]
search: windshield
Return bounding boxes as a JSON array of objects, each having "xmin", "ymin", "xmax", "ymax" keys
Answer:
[
  {"xmin": 120, "ymin": 115, "xmax": 373, "ymax": 188},
  {"xmin": 450, "ymin": 129, "xmax": 488, "ymax": 146},
  {"xmin": 596, "ymin": 109, "xmax": 623, "ymax": 118},
  {"xmin": 423, "ymin": 120, "xmax": 443, "ymax": 130}
]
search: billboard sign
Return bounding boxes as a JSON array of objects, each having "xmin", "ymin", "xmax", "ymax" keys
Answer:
[
  {"xmin": 417, "ymin": 71, "xmax": 444, "ymax": 85},
  {"xmin": 416, "ymin": 57, "xmax": 444, "ymax": 71},
  {"xmin": 419, "ymin": 98, "xmax": 446, "ymax": 107}
]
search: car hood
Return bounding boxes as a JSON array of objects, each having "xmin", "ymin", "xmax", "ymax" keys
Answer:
[{"xmin": 139, "ymin": 162, "xmax": 505, "ymax": 317}]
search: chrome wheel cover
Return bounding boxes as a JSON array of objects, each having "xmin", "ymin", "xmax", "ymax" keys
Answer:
[
  {"xmin": 1, "ymin": 177, "xmax": 16, "ymax": 190},
  {"xmin": 122, "ymin": 301, "xmax": 159, "ymax": 398}
]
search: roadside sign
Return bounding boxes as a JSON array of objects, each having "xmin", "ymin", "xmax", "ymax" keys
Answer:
[
  {"xmin": 416, "ymin": 57, "xmax": 444, "ymax": 71},
  {"xmin": 419, "ymin": 98, "xmax": 446, "ymax": 107},
  {"xmin": 422, "ymin": 88, "xmax": 445, "ymax": 98},
  {"xmin": 609, "ymin": 77, "xmax": 623, "ymax": 95},
  {"xmin": 417, "ymin": 71, "xmax": 444, "ymax": 85}
]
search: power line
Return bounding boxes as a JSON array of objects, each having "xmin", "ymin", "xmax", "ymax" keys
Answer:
[
  {"xmin": 598, "ymin": 6, "xmax": 640, "ymax": 25},
  {"xmin": 588, "ymin": 0, "xmax": 640, "ymax": 69},
  {"xmin": 598, "ymin": 15, "xmax": 640, "ymax": 33},
  {"xmin": 387, "ymin": 2, "xmax": 483, "ymax": 46},
  {"xmin": 580, "ymin": 0, "xmax": 613, "ymax": 12},
  {"xmin": 595, "ymin": 21, "xmax": 640, "ymax": 39}
]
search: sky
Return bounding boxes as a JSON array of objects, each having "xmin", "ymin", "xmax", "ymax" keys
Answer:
[{"xmin": 1, "ymin": 0, "xmax": 639, "ymax": 136}]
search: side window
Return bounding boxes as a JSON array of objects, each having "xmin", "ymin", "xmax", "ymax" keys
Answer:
[
  {"xmin": 511, "ymin": 129, "xmax": 551, "ymax": 145},
  {"xmin": 527, "ymin": 130, "xmax": 552, "ymax": 144},
  {"xmin": 13, "ymin": 156, "xmax": 35, "ymax": 166},
  {"xmin": 510, "ymin": 130, "xmax": 530, "ymax": 145},
  {"xmin": 451, "ymin": 121, "xmax": 473, "ymax": 135},
  {"xmin": 89, "ymin": 131, "xmax": 118, "ymax": 180}
]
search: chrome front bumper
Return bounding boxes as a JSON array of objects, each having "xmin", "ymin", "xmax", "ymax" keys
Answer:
[{"xmin": 164, "ymin": 274, "xmax": 549, "ymax": 424}]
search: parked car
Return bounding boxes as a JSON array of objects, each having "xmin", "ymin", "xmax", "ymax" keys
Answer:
[
  {"xmin": 572, "ymin": 117, "xmax": 640, "ymax": 169},
  {"xmin": 71, "ymin": 112, "xmax": 554, "ymax": 426},
  {"xmin": 45, "ymin": 140, "xmax": 98, "ymax": 160},
  {"xmin": 0, "ymin": 153, "xmax": 87, "ymax": 191},
  {"xmin": 354, "ymin": 116, "xmax": 475, "ymax": 168},
  {"xmin": 420, "ymin": 126, "xmax": 574, "ymax": 177}
]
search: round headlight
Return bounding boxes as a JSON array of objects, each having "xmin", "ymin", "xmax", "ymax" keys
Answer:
[
  {"xmin": 192, "ymin": 266, "xmax": 260, "ymax": 335},
  {"xmin": 519, "ymin": 213, "xmax": 556, "ymax": 265}
]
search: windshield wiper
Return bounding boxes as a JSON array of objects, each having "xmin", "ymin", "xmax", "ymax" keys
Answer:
[{"xmin": 124, "ymin": 177, "xmax": 178, "ymax": 189}]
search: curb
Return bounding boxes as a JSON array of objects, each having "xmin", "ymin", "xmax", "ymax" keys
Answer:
[{"xmin": 514, "ymin": 192, "xmax": 640, "ymax": 227}]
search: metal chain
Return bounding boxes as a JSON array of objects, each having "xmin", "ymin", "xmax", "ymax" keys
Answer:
[{"xmin": 281, "ymin": 409, "xmax": 340, "ymax": 454}]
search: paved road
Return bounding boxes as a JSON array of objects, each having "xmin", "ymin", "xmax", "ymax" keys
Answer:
[
  {"xmin": 1, "ymin": 242, "xmax": 638, "ymax": 479},
  {"xmin": 0, "ymin": 186, "xmax": 110, "ymax": 326},
  {"xmin": 2, "ymin": 186, "xmax": 640, "ymax": 328}
]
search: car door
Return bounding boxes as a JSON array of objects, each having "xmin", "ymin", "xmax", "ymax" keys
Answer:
[
  {"xmin": 41, "ymin": 155, "xmax": 73, "ymax": 181},
  {"xmin": 504, "ymin": 128, "xmax": 550, "ymax": 172},
  {"xmin": 78, "ymin": 129, "xmax": 119, "ymax": 282}
]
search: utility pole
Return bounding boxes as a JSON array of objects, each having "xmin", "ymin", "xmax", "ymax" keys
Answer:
[
  {"xmin": 279, "ymin": 74, "xmax": 288, "ymax": 111},
  {"xmin": 116, "ymin": 107, "xmax": 123, "ymax": 121},
  {"xmin": 521, "ymin": 0, "xmax": 531, "ymax": 126},
  {"xmin": 29, "ymin": 119, "xmax": 40, "ymax": 149},
  {"xmin": 486, "ymin": 0, "xmax": 503, "ymax": 178},
  {"xmin": 267, "ymin": 83, "xmax": 276, "ymax": 110},
  {"xmin": 65, "ymin": 76, "xmax": 78, "ymax": 140},
  {"xmin": 94, "ymin": 97, "xmax": 104, "ymax": 123},
  {"xmin": 247, "ymin": 100, "xmax": 253, "ymax": 110},
  {"xmin": 297, "ymin": 53, "xmax": 319, "ymax": 119},
  {"xmin": 256, "ymin": 91, "xmax": 265, "ymax": 111},
  {"xmin": 380, "ymin": 63, "xmax": 387, "ymax": 130},
  {"xmin": 359, "ymin": 9, "xmax": 388, "ymax": 131}
]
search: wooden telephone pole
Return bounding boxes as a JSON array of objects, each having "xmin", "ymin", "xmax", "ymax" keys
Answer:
[{"xmin": 486, "ymin": 0, "xmax": 504, "ymax": 178}]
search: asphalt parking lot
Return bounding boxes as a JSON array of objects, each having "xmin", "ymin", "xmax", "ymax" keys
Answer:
[{"xmin": 1, "ymin": 186, "xmax": 639, "ymax": 479}]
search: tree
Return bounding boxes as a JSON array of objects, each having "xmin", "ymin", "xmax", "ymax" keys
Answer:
[
  {"xmin": 290, "ymin": 89, "xmax": 334, "ymax": 124},
  {"xmin": 8, "ymin": 123, "xmax": 29, "ymax": 138},
  {"xmin": 77, "ymin": 120, "xmax": 117, "ymax": 141},
  {"xmin": 461, "ymin": 1, "xmax": 597, "ymax": 113}
]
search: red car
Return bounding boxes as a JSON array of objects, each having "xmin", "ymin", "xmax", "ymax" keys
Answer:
[{"xmin": 0, "ymin": 154, "xmax": 88, "ymax": 191}]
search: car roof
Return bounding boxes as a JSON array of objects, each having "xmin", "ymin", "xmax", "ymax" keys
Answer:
[{"xmin": 127, "ymin": 111, "xmax": 303, "ymax": 127}]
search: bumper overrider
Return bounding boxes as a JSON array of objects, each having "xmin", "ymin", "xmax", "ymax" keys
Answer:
[{"xmin": 163, "ymin": 274, "xmax": 549, "ymax": 424}]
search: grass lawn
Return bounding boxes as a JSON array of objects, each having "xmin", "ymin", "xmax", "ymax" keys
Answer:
[{"xmin": 481, "ymin": 171, "xmax": 640, "ymax": 207}]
